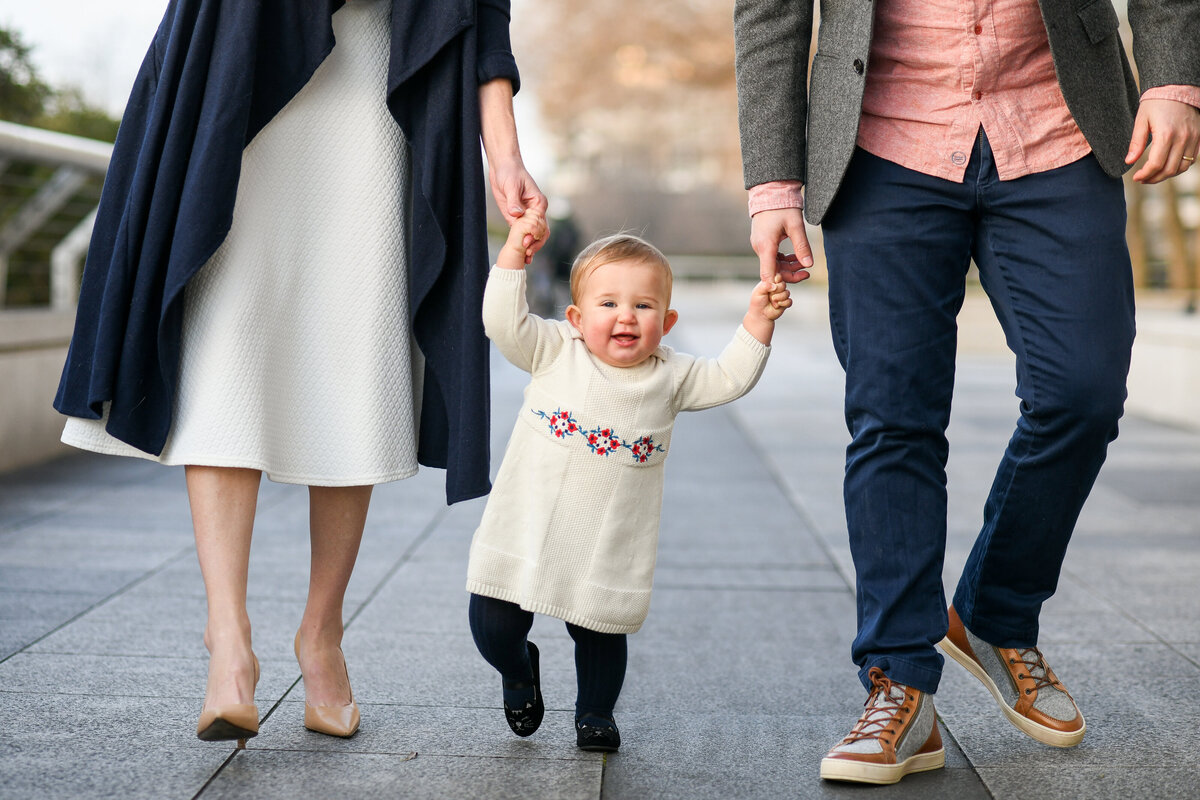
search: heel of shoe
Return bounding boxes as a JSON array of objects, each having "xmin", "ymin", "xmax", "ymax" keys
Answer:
[
  {"xmin": 197, "ymin": 650, "xmax": 260, "ymax": 744},
  {"xmin": 197, "ymin": 703, "xmax": 260, "ymax": 743},
  {"xmin": 295, "ymin": 631, "xmax": 361, "ymax": 738}
]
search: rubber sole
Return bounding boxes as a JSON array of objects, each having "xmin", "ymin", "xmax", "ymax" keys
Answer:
[
  {"xmin": 938, "ymin": 635, "xmax": 1085, "ymax": 748},
  {"xmin": 820, "ymin": 748, "xmax": 945, "ymax": 785}
]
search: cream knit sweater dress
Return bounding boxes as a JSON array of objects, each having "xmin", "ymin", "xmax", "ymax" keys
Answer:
[
  {"xmin": 466, "ymin": 267, "xmax": 771, "ymax": 634},
  {"xmin": 62, "ymin": 0, "xmax": 421, "ymax": 486}
]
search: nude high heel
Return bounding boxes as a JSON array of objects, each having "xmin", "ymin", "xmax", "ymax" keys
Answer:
[
  {"xmin": 294, "ymin": 632, "xmax": 360, "ymax": 737},
  {"xmin": 197, "ymin": 653, "xmax": 260, "ymax": 748}
]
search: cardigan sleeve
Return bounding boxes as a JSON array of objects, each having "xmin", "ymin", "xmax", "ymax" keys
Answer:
[
  {"xmin": 672, "ymin": 325, "xmax": 771, "ymax": 412},
  {"xmin": 476, "ymin": 0, "xmax": 521, "ymax": 93},
  {"xmin": 482, "ymin": 267, "xmax": 572, "ymax": 373}
]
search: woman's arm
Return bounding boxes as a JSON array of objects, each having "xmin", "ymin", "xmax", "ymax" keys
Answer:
[{"xmin": 480, "ymin": 77, "xmax": 547, "ymax": 228}]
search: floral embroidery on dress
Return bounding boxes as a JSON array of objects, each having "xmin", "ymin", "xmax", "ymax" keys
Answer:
[
  {"xmin": 533, "ymin": 408, "xmax": 580, "ymax": 439},
  {"xmin": 531, "ymin": 409, "xmax": 665, "ymax": 462}
]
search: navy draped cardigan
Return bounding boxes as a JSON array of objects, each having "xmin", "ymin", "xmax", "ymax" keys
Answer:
[{"xmin": 54, "ymin": 0, "xmax": 520, "ymax": 504}]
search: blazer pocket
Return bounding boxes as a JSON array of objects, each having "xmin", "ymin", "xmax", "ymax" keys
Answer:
[{"xmin": 1076, "ymin": 0, "xmax": 1119, "ymax": 45}]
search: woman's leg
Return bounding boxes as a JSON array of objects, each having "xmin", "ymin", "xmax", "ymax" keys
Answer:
[
  {"xmin": 295, "ymin": 484, "xmax": 373, "ymax": 707},
  {"xmin": 187, "ymin": 465, "xmax": 262, "ymax": 709}
]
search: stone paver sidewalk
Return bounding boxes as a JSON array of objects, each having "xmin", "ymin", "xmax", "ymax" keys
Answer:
[{"xmin": 1, "ymin": 282, "xmax": 1198, "ymax": 799}]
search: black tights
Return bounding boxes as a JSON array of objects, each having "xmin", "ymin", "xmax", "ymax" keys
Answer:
[{"xmin": 468, "ymin": 593, "xmax": 627, "ymax": 719}]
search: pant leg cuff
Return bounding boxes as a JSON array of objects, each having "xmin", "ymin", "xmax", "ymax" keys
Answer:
[{"xmin": 858, "ymin": 654, "xmax": 944, "ymax": 694}]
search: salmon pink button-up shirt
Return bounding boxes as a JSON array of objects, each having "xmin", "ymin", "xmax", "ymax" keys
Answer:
[{"xmin": 749, "ymin": 0, "xmax": 1200, "ymax": 214}]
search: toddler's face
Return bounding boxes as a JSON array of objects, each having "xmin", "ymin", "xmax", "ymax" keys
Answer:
[{"xmin": 566, "ymin": 259, "xmax": 678, "ymax": 368}]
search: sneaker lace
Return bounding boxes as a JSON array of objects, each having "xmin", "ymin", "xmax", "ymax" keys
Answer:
[
  {"xmin": 841, "ymin": 667, "xmax": 914, "ymax": 746},
  {"xmin": 1008, "ymin": 647, "xmax": 1063, "ymax": 696}
]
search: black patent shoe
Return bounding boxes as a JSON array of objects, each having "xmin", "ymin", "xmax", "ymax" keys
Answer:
[
  {"xmin": 575, "ymin": 715, "xmax": 621, "ymax": 752},
  {"xmin": 503, "ymin": 642, "xmax": 544, "ymax": 737}
]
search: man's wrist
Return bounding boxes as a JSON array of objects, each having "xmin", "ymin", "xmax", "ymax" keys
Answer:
[
  {"xmin": 1141, "ymin": 85, "xmax": 1200, "ymax": 112},
  {"xmin": 748, "ymin": 180, "xmax": 804, "ymax": 218}
]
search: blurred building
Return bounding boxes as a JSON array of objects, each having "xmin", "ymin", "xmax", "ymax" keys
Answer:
[{"xmin": 514, "ymin": 1, "xmax": 754, "ymax": 261}]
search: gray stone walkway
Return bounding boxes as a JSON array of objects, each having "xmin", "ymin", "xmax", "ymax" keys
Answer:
[{"xmin": 2, "ymin": 282, "xmax": 1198, "ymax": 798}]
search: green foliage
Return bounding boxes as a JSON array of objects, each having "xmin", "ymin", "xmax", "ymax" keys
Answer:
[
  {"xmin": 0, "ymin": 25, "xmax": 120, "ymax": 140},
  {"xmin": 1, "ymin": 24, "xmax": 119, "ymax": 306},
  {"xmin": 38, "ymin": 87, "xmax": 120, "ymax": 143},
  {"xmin": 0, "ymin": 27, "xmax": 52, "ymax": 125}
]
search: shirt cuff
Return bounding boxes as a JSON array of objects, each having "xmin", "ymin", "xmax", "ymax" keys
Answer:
[
  {"xmin": 1141, "ymin": 85, "xmax": 1200, "ymax": 111},
  {"xmin": 747, "ymin": 180, "xmax": 804, "ymax": 218}
]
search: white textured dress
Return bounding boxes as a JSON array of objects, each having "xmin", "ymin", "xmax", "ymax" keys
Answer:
[{"xmin": 62, "ymin": 0, "xmax": 420, "ymax": 487}]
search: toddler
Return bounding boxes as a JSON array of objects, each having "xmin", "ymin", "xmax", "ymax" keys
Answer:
[{"xmin": 467, "ymin": 211, "xmax": 794, "ymax": 752}]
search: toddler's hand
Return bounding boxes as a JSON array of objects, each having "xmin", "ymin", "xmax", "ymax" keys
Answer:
[
  {"xmin": 498, "ymin": 209, "xmax": 548, "ymax": 270},
  {"xmin": 755, "ymin": 274, "xmax": 792, "ymax": 321}
]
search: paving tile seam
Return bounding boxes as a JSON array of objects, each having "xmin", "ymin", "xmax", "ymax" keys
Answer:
[
  {"xmin": 239, "ymin": 746, "xmax": 419, "ymax": 759},
  {"xmin": 192, "ymin": 748, "xmax": 241, "ymax": 800},
  {"xmin": 0, "ymin": 462, "xmax": 182, "ymax": 537},
  {"xmin": 1059, "ymin": 565, "xmax": 1200, "ymax": 670},
  {"xmin": 338, "ymin": 505, "xmax": 449, "ymax": 634},
  {"xmin": 931, "ymin": 712, "xmax": 995, "ymax": 795},
  {"xmin": 236, "ymin": 746, "xmax": 592, "ymax": 765},
  {"xmin": 723, "ymin": 405, "xmax": 856, "ymax": 590},
  {"xmin": 0, "ymin": 544, "xmax": 198, "ymax": 668}
]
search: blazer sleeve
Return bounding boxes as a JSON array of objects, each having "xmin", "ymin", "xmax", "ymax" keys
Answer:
[
  {"xmin": 476, "ymin": 0, "xmax": 521, "ymax": 92},
  {"xmin": 734, "ymin": 0, "xmax": 816, "ymax": 188},
  {"xmin": 482, "ymin": 267, "xmax": 572, "ymax": 374},
  {"xmin": 672, "ymin": 326, "xmax": 771, "ymax": 413},
  {"xmin": 1127, "ymin": 0, "xmax": 1200, "ymax": 91}
]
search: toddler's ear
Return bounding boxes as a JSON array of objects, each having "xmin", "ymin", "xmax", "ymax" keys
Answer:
[
  {"xmin": 566, "ymin": 305, "xmax": 583, "ymax": 331},
  {"xmin": 662, "ymin": 309, "xmax": 679, "ymax": 335}
]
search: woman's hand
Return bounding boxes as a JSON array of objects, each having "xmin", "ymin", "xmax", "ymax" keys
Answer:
[
  {"xmin": 489, "ymin": 157, "xmax": 548, "ymax": 225},
  {"xmin": 480, "ymin": 77, "xmax": 549, "ymax": 259}
]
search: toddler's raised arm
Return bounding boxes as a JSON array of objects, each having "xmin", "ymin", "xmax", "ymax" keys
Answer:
[{"xmin": 483, "ymin": 211, "xmax": 571, "ymax": 373}]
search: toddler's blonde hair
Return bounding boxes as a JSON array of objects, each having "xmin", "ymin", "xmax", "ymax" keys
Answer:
[{"xmin": 569, "ymin": 234, "xmax": 673, "ymax": 305}]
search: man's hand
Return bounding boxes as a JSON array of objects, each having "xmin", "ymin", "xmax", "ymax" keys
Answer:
[
  {"xmin": 1126, "ymin": 98, "xmax": 1200, "ymax": 183},
  {"xmin": 750, "ymin": 207, "xmax": 813, "ymax": 284}
]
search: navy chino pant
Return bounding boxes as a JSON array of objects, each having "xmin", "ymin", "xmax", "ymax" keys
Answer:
[{"xmin": 821, "ymin": 133, "xmax": 1135, "ymax": 693}]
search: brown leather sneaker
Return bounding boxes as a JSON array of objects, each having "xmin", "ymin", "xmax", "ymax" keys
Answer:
[
  {"xmin": 820, "ymin": 667, "xmax": 945, "ymax": 785},
  {"xmin": 939, "ymin": 605, "xmax": 1085, "ymax": 747}
]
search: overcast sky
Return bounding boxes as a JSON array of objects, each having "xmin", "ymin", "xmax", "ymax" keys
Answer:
[{"xmin": 0, "ymin": 0, "xmax": 168, "ymax": 114}]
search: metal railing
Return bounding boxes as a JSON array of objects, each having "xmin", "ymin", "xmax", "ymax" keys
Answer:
[{"xmin": 0, "ymin": 120, "xmax": 112, "ymax": 309}]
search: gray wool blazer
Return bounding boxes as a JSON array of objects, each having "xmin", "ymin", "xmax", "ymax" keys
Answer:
[{"xmin": 734, "ymin": 0, "xmax": 1200, "ymax": 224}]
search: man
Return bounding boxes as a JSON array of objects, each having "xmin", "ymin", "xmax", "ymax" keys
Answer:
[{"xmin": 734, "ymin": 0, "xmax": 1200, "ymax": 786}]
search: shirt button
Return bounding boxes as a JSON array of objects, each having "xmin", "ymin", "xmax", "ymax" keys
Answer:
[
  {"xmin": 853, "ymin": 58, "xmax": 864, "ymax": 75},
  {"xmin": 973, "ymin": 91, "xmax": 983, "ymax": 100},
  {"xmin": 974, "ymin": 24, "xmax": 983, "ymax": 34}
]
